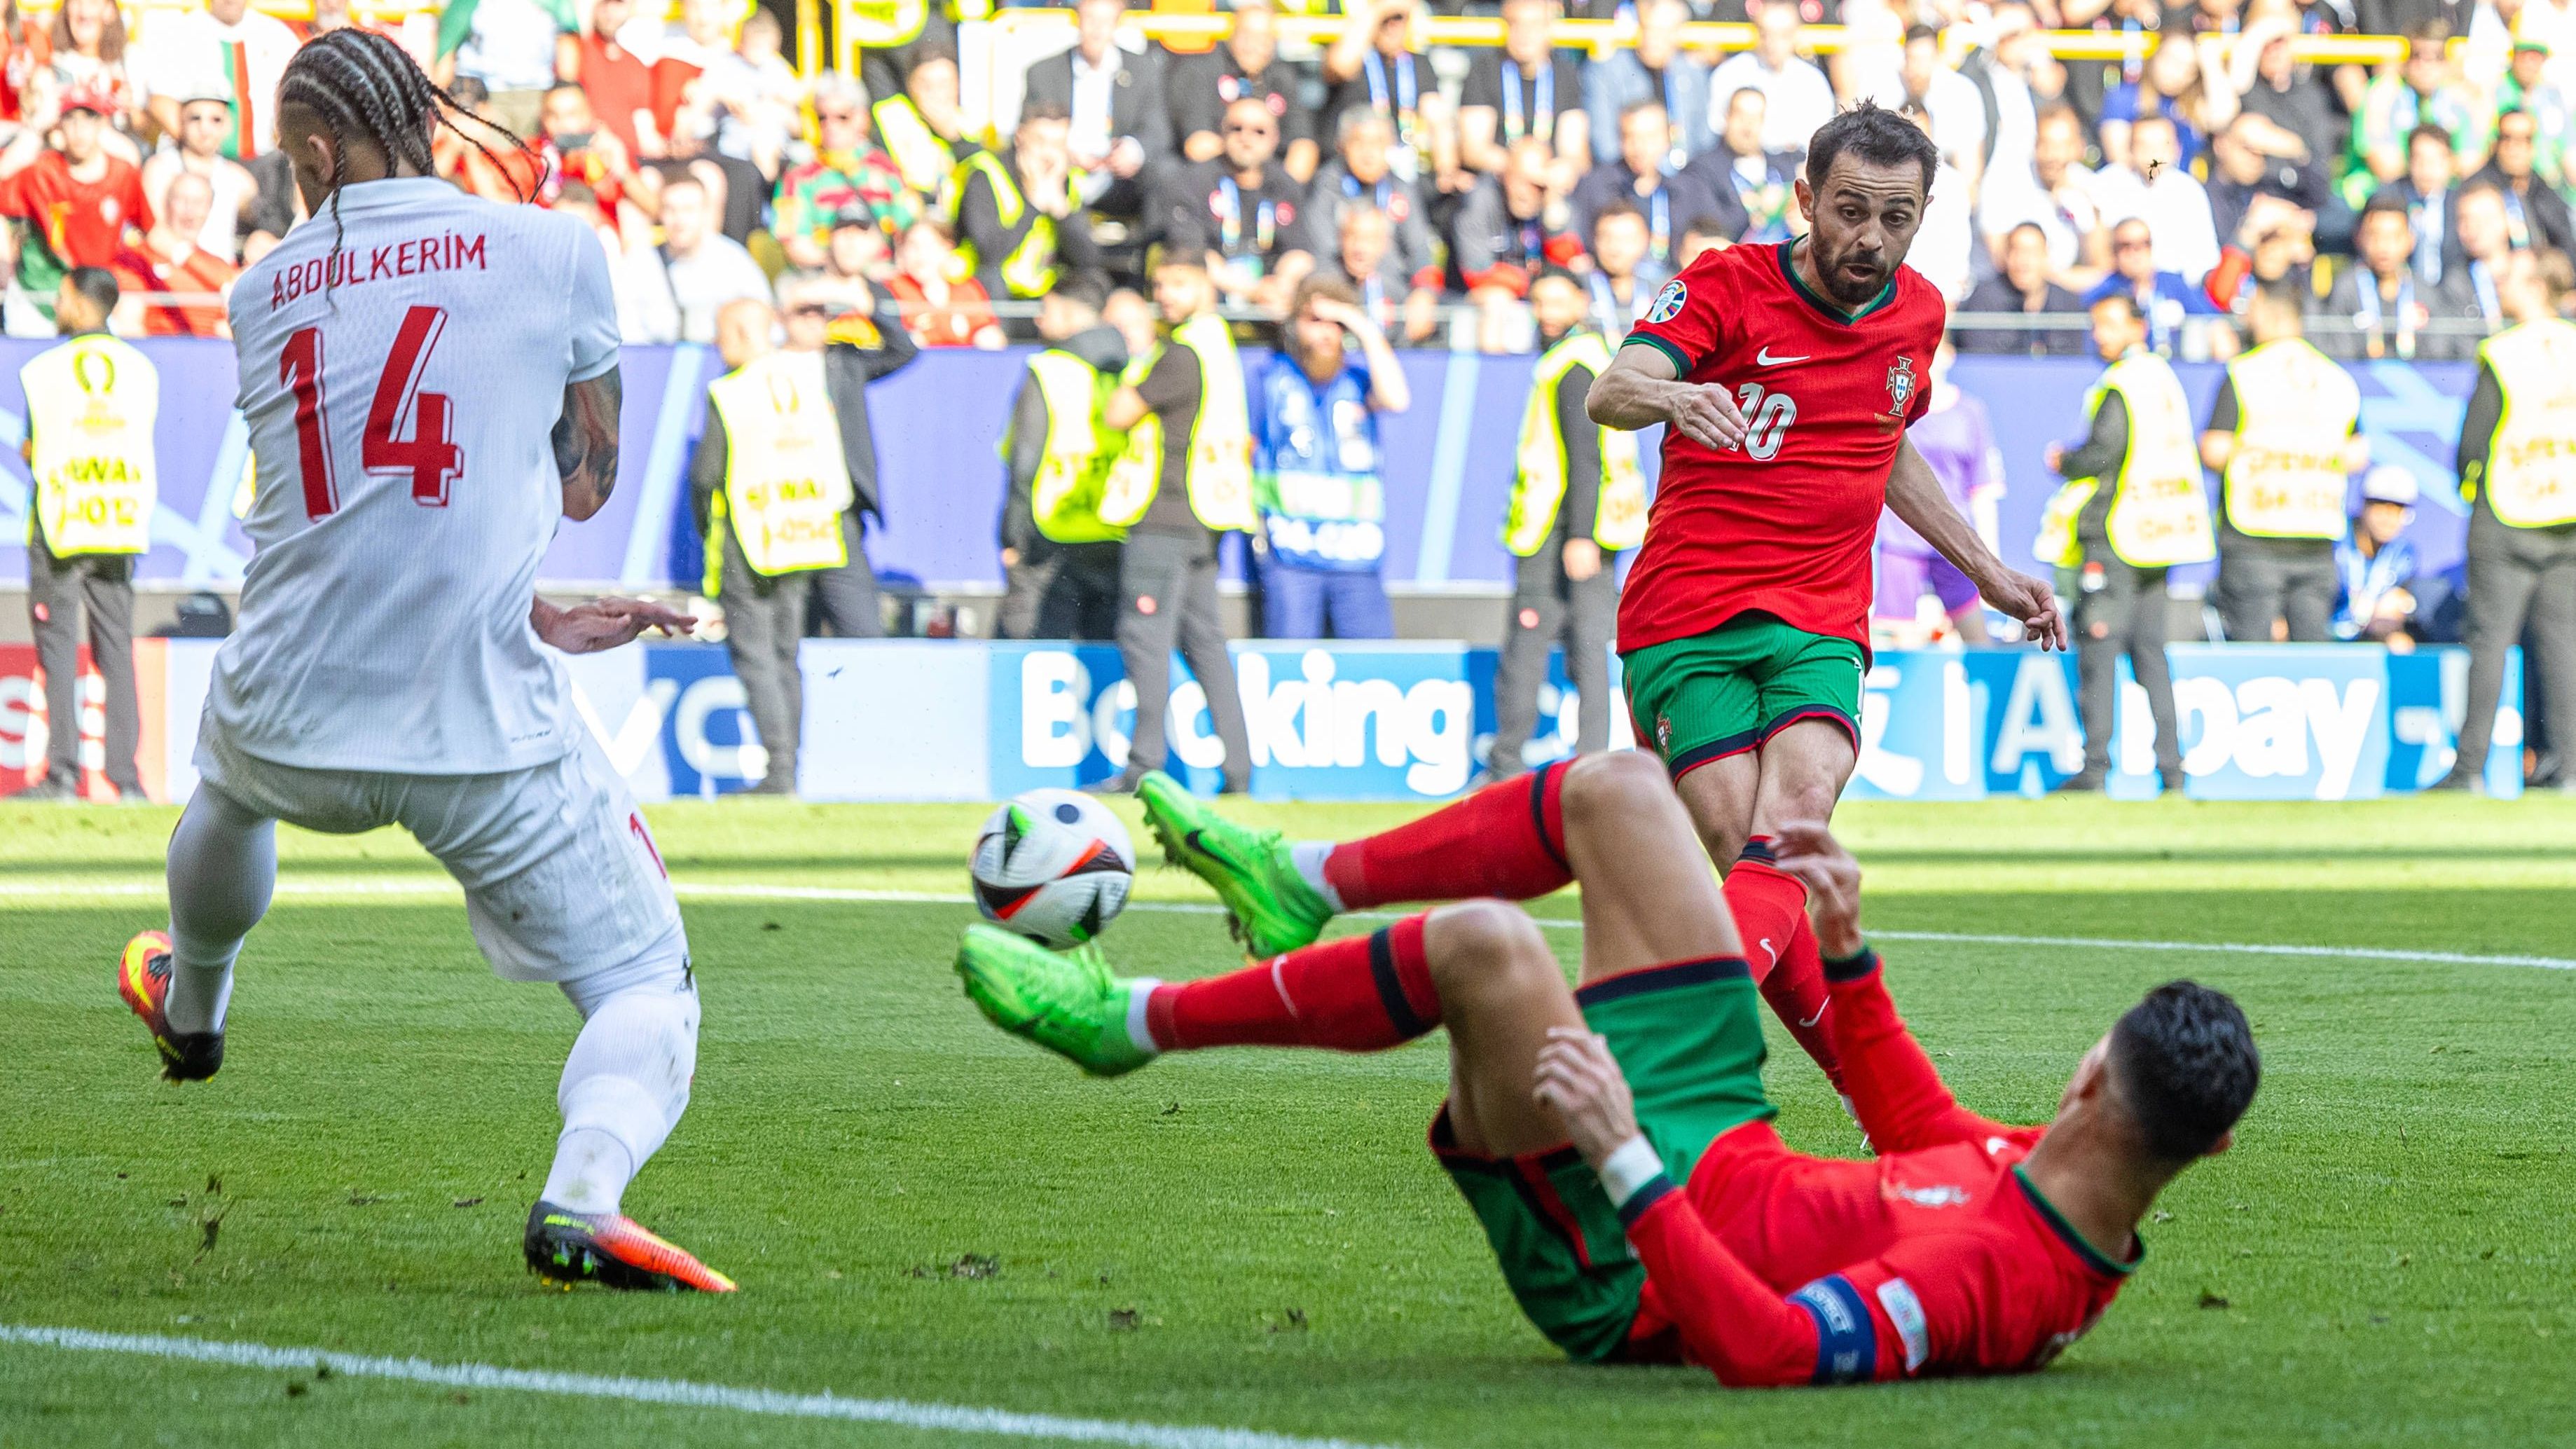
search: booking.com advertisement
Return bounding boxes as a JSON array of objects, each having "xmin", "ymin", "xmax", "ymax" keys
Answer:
[{"xmin": 2, "ymin": 641, "xmax": 2517, "ymax": 804}]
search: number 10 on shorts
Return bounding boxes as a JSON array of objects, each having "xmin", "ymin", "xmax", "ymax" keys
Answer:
[{"xmin": 1732, "ymin": 383, "xmax": 1797, "ymax": 462}]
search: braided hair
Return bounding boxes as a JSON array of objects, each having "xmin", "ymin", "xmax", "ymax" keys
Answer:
[{"xmin": 275, "ymin": 29, "xmax": 537, "ymax": 287}]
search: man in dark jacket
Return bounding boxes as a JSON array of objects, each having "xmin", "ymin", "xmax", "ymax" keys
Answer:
[
  {"xmin": 998, "ymin": 273, "xmax": 1128, "ymax": 641},
  {"xmin": 1019, "ymin": 0, "xmax": 1169, "ymax": 219}
]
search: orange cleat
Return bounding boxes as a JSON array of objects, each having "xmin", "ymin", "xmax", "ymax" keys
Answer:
[
  {"xmin": 117, "ymin": 930, "xmax": 223, "ymax": 1083},
  {"xmin": 523, "ymin": 1200, "xmax": 737, "ymax": 1292}
]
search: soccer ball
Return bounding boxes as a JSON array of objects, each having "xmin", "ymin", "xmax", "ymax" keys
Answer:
[{"xmin": 970, "ymin": 790, "xmax": 1136, "ymax": 949}]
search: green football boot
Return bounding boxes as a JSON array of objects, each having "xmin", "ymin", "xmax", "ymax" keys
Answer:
[
  {"xmin": 956, "ymin": 924, "xmax": 1157, "ymax": 1077},
  {"xmin": 1135, "ymin": 771, "xmax": 1334, "ymax": 959}
]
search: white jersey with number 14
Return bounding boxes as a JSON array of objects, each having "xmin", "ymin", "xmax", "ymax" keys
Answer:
[{"xmin": 212, "ymin": 177, "xmax": 621, "ymax": 775}]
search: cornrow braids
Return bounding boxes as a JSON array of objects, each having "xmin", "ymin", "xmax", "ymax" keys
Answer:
[{"xmin": 275, "ymin": 29, "xmax": 539, "ymax": 296}]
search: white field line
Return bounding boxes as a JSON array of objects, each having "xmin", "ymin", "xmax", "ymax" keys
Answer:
[
  {"xmin": 0, "ymin": 1323, "xmax": 1398, "ymax": 1449},
  {"xmin": 5, "ymin": 877, "xmax": 2571, "ymax": 973}
]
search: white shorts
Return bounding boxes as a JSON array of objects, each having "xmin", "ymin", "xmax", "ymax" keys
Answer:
[{"xmin": 193, "ymin": 725, "xmax": 688, "ymax": 987}]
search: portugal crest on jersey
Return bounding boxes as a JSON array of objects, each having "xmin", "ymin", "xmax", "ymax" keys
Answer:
[
  {"xmin": 1646, "ymin": 280, "xmax": 1687, "ymax": 325},
  {"xmin": 1886, "ymin": 355, "xmax": 1917, "ymax": 415}
]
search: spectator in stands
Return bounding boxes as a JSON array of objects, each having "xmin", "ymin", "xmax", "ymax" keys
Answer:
[
  {"xmin": 1586, "ymin": 0, "xmax": 1711, "ymax": 173},
  {"xmin": 2496, "ymin": 41, "xmax": 2570, "ymax": 189},
  {"xmin": 111, "ymin": 170, "xmax": 232, "ymax": 338},
  {"xmin": 826, "ymin": 207, "xmax": 895, "ymax": 287},
  {"xmin": 1165, "ymin": 0, "xmax": 1316, "ymax": 184},
  {"xmin": 32, "ymin": 0, "xmax": 136, "ymax": 153},
  {"xmin": 1455, "ymin": 135, "xmax": 1584, "ymax": 298},
  {"xmin": 2314, "ymin": 192, "xmax": 2481, "ymax": 360},
  {"xmin": 2347, "ymin": 21, "xmax": 2490, "ymax": 209},
  {"xmin": 776, "ymin": 74, "xmax": 914, "ymax": 270},
  {"xmin": 2336, "ymin": 465, "xmax": 2423, "ymax": 645},
  {"xmin": 563, "ymin": 0, "xmax": 661, "ymax": 159},
  {"xmin": 1970, "ymin": 1, "xmax": 2046, "ymax": 183},
  {"xmin": 1584, "ymin": 200, "xmax": 1667, "ymax": 339},
  {"xmin": 2205, "ymin": 191, "xmax": 2321, "ymax": 313},
  {"xmin": 2473, "ymin": 109, "xmax": 2575, "ymax": 256},
  {"xmin": 1875, "ymin": 25, "xmax": 1988, "ymax": 188},
  {"xmin": 886, "ymin": 217, "xmax": 1003, "ymax": 349},
  {"xmin": 1252, "ymin": 277, "xmax": 1410, "ymax": 640},
  {"xmin": 1979, "ymin": 102, "xmax": 2110, "ymax": 287},
  {"xmin": 1321, "ymin": 0, "xmax": 1442, "ymax": 184},
  {"xmin": 133, "ymin": 0, "xmax": 296, "ymax": 163},
  {"xmin": 551, "ymin": 178, "xmax": 624, "ymax": 259},
  {"xmin": 1959, "ymin": 220, "xmax": 2089, "ymax": 355},
  {"xmin": 1676, "ymin": 215, "xmax": 1731, "ymax": 267},
  {"xmin": 1707, "ymin": 4, "xmax": 1835, "ymax": 158},
  {"xmin": 436, "ymin": 0, "xmax": 574, "ymax": 141},
  {"xmin": 1683, "ymin": 86, "xmax": 1798, "ymax": 245},
  {"xmin": 1906, "ymin": 102, "xmax": 1975, "ymax": 301},
  {"xmin": 1325, "ymin": 203, "xmax": 1438, "ymax": 342},
  {"xmin": 1455, "ymin": 0, "xmax": 1588, "ymax": 191},
  {"xmin": 1154, "ymin": 93, "xmax": 1310, "ymax": 315},
  {"xmin": 954, "ymin": 102, "xmax": 1101, "ymax": 310},
  {"xmin": 2233, "ymin": 17, "xmax": 2341, "ymax": 172},
  {"xmin": 2086, "ymin": 216, "xmax": 2224, "ymax": 357},
  {"xmin": 2205, "ymin": 113, "xmax": 2336, "ymax": 256},
  {"xmin": 617, "ymin": 173, "xmax": 771, "ymax": 345},
  {"xmin": 1023, "ymin": 0, "xmax": 1168, "ymax": 219},
  {"xmin": 685, "ymin": 7, "xmax": 805, "ymax": 181},
  {"xmin": 139, "ymin": 93, "xmax": 255, "ymax": 263},
  {"xmin": 436, "ymin": 76, "xmax": 546, "ymax": 204},
  {"xmin": 0, "ymin": 86, "xmax": 146, "ymax": 327},
  {"xmin": 2098, "ymin": 35, "xmax": 2230, "ymax": 174},
  {"xmin": 2098, "ymin": 114, "xmax": 2222, "ymax": 285},
  {"xmin": 539, "ymin": 82, "xmax": 637, "ymax": 219},
  {"xmin": 2388, "ymin": 121, "xmax": 2462, "ymax": 284},
  {"xmin": 1304, "ymin": 109, "xmax": 1438, "ymax": 338},
  {"xmin": 2451, "ymin": 182, "xmax": 2514, "ymax": 329},
  {"xmin": 1571, "ymin": 101, "xmax": 1721, "ymax": 269},
  {"xmin": 642, "ymin": 0, "xmax": 733, "ymax": 160}
]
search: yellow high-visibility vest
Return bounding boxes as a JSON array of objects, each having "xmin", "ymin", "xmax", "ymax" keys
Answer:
[
  {"xmin": 2476, "ymin": 317, "xmax": 2576, "ymax": 528},
  {"xmin": 841, "ymin": 0, "xmax": 928, "ymax": 48},
  {"xmin": 1504, "ymin": 330, "xmax": 1645, "ymax": 555},
  {"xmin": 2221, "ymin": 337, "xmax": 2360, "ymax": 541},
  {"xmin": 22, "ymin": 332, "xmax": 156, "ymax": 557},
  {"xmin": 2037, "ymin": 350, "xmax": 2215, "ymax": 569},
  {"xmin": 946, "ymin": 151, "xmax": 1075, "ymax": 299},
  {"xmin": 703, "ymin": 350, "xmax": 853, "ymax": 596},
  {"xmin": 1006, "ymin": 348, "xmax": 1127, "ymax": 544},
  {"xmin": 1100, "ymin": 312, "xmax": 1257, "ymax": 533},
  {"xmin": 872, "ymin": 92, "xmax": 951, "ymax": 196}
]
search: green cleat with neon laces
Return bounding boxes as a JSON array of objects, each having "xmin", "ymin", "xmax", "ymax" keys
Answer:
[
  {"xmin": 955, "ymin": 924, "xmax": 1158, "ymax": 1077},
  {"xmin": 1134, "ymin": 770, "xmax": 1333, "ymax": 958}
]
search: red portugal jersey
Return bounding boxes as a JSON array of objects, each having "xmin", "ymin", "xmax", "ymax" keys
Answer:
[
  {"xmin": 1616, "ymin": 240, "xmax": 1946, "ymax": 657},
  {"xmin": 1616, "ymin": 959, "xmax": 2138, "ymax": 1386}
]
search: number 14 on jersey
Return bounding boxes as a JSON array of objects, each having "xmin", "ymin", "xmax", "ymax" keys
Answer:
[{"xmin": 279, "ymin": 304, "xmax": 466, "ymax": 521}]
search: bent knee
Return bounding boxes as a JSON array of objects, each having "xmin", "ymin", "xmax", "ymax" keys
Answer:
[
  {"xmin": 1561, "ymin": 750, "xmax": 1671, "ymax": 825},
  {"xmin": 1425, "ymin": 900, "xmax": 1556, "ymax": 998}
]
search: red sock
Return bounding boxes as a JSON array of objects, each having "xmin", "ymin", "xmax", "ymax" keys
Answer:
[
  {"xmin": 1322, "ymin": 760, "xmax": 1573, "ymax": 909},
  {"xmin": 1146, "ymin": 914, "xmax": 1438, "ymax": 1052},
  {"xmin": 1724, "ymin": 843, "xmax": 1847, "ymax": 1092}
]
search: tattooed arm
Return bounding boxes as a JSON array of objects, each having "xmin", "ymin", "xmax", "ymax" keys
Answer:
[{"xmin": 555, "ymin": 366, "xmax": 624, "ymax": 522}]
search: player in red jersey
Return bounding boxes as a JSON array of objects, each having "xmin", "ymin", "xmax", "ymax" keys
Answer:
[
  {"xmin": 958, "ymin": 753, "xmax": 2259, "ymax": 1385},
  {"xmin": 1584, "ymin": 104, "xmax": 2069, "ymax": 1091}
]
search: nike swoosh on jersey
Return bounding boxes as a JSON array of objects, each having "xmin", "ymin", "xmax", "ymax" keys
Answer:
[{"xmin": 1756, "ymin": 347, "xmax": 1810, "ymax": 365}]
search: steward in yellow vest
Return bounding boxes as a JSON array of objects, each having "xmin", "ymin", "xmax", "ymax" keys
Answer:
[
  {"xmin": 997, "ymin": 275, "xmax": 1128, "ymax": 640},
  {"xmin": 847, "ymin": 0, "xmax": 958, "ymax": 124},
  {"xmin": 17, "ymin": 268, "xmax": 152, "ymax": 800},
  {"xmin": 948, "ymin": 106, "xmax": 1098, "ymax": 301},
  {"xmin": 1091, "ymin": 259, "xmax": 1253, "ymax": 795},
  {"xmin": 1492, "ymin": 273, "xmax": 1642, "ymax": 777},
  {"xmin": 2041, "ymin": 293, "xmax": 2203, "ymax": 793},
  {"xmin": 2439, "ymin": 248, "xmax": 2576, "ymax": 791},
  {"xmin": 2199, "ymin": 284, "xmax": 2369, "ymax": 643}
]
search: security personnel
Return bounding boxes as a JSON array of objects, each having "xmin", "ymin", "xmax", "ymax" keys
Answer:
[
  {"xmin": 689, "ymin": 298, "xmax": 854, "ymax": 797},
  {"xmin": 1093, "ymin": 257, "xmax": 1256, "ymax": 795},
  {"xmin": 2201, "ymin": 283, "xmax": 2370, "ymax": 644},
  {"xmin": 843, "ymin": 0, "xmax": 955, "ymax": 114},
  {"xmin": 949, "ymin": 103, "xmax": 1102, "ymax": 309},
  {"xmin": 998, "ymin": 272, "xmax": 1129, "ymax": 640},
  {"xmin": 19, "ymin": 267, "xmax": 153, "ymax": 802},
  {"xmin": 775, "ymin": 273, "xmax": 918, "ymax": 641},
  {"xmin": 2438, "ymin": 247, "xmax": 2576, "ymax": 792},
  {"xmin": 2039, "ymin": 291, "xmax": 2215, "ymax": 794},
  {"xmin": 1252, "ymin": 277, "xmax": 1411, "ymax": 639},
  {"xmin": 1489, "ymin": 268, "xmax": 1644, "ymax": 781}
]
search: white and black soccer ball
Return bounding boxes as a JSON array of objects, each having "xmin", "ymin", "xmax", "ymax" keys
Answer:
[{"xmin": 970, "ymin": 789, "xmax": 1136, "ymax": 949}]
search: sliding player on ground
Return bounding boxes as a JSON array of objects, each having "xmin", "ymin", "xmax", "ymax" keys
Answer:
[
  {"xmin": 1581, "ymin": 103, "xmax": 2067, "ymax": 1090},
  {"xmin": 114, "ymin": 31, "xmax": 731, "ymax": 1293},
  {"xmin": 957, "ymin": 762, "xmax": 2257, "ymax": 1384}
]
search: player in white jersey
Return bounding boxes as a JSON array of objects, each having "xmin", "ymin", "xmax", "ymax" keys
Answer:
[{"xmin": 113, "ymin": 31, "xmax": 733, "ymax": 1293}]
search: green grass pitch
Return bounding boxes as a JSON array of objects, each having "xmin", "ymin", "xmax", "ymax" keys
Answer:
[{"xmin": 3, "ymin": 795, "xmax": 2573, "ymax": 1447}]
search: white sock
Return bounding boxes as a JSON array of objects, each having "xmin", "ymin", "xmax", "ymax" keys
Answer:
[
  {"xmin": 1288, "ymin": 841, "xmax": 1345, "ymax": 912},
  {"xmin": 1125, "ymin": 977, "xmax": 1166, "ymax": 1055},
  {"xmin": 163, "ymin": 786, "xmax": 276, "ymax": 1036},
  {"xmin": 544, "ymin": 968, "xmax": 698, "ymax": 1216}
]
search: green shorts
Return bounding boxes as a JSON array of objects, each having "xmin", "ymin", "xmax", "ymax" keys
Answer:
[
  {"xmin": 1620, "ymin": 613, "xmax": 1866, "ymax": 780},
  {"xmin": 1433, "ymin": 959, "xmax": 1775, "ymax": 1363}
]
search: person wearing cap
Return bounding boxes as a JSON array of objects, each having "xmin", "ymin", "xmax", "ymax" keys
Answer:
[
  {"xmin": 0, "ymin": 85, "xmax": 152, "ymax": 322},
  {"xmin": 18, "ymin": 266, "xmax": 153, "ymax": 802},
  {"xmin": 2336, "ymin": 466, "xmax": 2423, "ymax": 645},
  {"xmin": 2436, "ymin": 246, "xmax": 2576, "ymax": 790},
  {"xmin": 2495, "ymin": 39, "xmax": 2571, "ymax": 191},
  {"xmin": 138, "ymin": 91, "xmax": 256, "ymax": 263},
  {"xmin": 2201, "ymin": 281, "xmax": 2370, "ymax": 643},
  {"xmin": 776, "ymin": 270, "xmax": 919, "ymax": 640}
]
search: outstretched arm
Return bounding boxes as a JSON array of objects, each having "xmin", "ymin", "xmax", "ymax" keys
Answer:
[
  {"xmin": 531, "ymin": 595, "xmax": 696, "ymax": 653},
  {"xmin": 1887, "ymin": 437, "xmax": 2066, "ymax": 650},
  {"xmin": 555, "ymin": 368, "xmax": 624, "ymax": 522}
]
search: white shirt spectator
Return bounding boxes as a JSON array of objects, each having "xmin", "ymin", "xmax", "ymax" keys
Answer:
[
  {"xmin": 616, "ymin": 233, "xmax": 773, "ymax": 345},
  {"xmin": 1707, "ymin": 53, "xmax": 1838, "ymax": 156},
  {"xmin": 455, "ymin": 0, "xmax": 566, "ymax": 93},
  {"xmin": 133, "ymin": 4, "xmax": 301, "ymax": 156},
  {"xmin": 1979, "ymin": 159, "xmax": 2107, "ymax": 275},
  {"xmin": 1068, "ymin": 49, "xmax": 1119, "ymax": 163},
  {"xmin": 2094, "ymin": 165, "xmax": 2222, "ymax": 285},
  {"xmin": 1983, "ymin": 65, "xmax": 2037, "ymax": 188},
  {"xmin": 1867, "ymin": 67, "xmax": 1989, "ymax": 175},
  {"xmin": 1908, "ymin": 158, "xmax": 1975, "ymax": 301}
]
